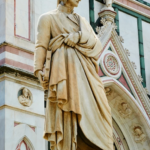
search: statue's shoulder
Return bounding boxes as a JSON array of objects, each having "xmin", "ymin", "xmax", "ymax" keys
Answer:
[
  {"xmin": 39, "ymin": 9, "xmax": 58, "ymax": 21},
  {"xmin": 74, "ymin": 13, "xmax": 89, "ymax": 23}
]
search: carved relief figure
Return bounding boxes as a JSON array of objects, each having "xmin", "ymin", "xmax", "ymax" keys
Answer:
[
  {"xmin": 118, "ymin": 102, "xmax": 132, "ymax": 118},
  {"xmin": 133, "ymin": 126, "xmax": 146, "ymax": 143},
  {"xmin": 34, "ymin": 0, "xmax": 113, "ymax": 149},
  {"xmin": 18, "ymin": 88, "xmax": 32, "ymax": 107},
  {"xmin": 105, "ymin": 87, "xmax": 112, "ymax": 96}
]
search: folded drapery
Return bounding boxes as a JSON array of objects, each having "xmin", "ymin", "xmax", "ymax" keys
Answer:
[{"xmin": 34, "ymin": 5, "xmax": 113, "ymax": 149}]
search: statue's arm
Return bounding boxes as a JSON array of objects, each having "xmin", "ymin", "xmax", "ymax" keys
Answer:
[{"xmin": 34, "ymin": 14, "xmax": 51, "ymax": 76}]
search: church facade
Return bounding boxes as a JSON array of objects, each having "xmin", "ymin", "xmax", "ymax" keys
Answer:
[{"xmin": 0, "ymin": 0, "xmax": 150, "ymax": 150}]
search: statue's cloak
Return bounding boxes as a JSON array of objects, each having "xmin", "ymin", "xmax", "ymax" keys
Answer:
[{"xmin": 34, "ymin": 5, "xmax": 113, "ymax": 150}]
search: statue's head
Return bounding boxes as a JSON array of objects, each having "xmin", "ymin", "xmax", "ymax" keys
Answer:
[
  {"xmin": 22, "ymin": 88, "xmax": 29, "ymax": 98},
  {"xmin": 134, "ymin": 126, "xmax": 142, "ymax": 136},
  {"xmin": 58, "ymin": 0, "xmax": 81, "ymax": 7},
  {"xmin": 121, "ymin": 102, "xmax": 128, "ymax": 110}
]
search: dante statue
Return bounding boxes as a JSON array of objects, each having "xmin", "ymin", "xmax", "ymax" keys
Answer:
[{"xmin": 34, "ymin": 0, "xmax": 113, "ymax": 149}]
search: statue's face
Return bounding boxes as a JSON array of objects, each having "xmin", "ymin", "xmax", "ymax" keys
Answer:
[
  {"xmin": 122, "ymin": 103, "xmax": 128, "ymax": 110},
  {"xmin": 67, "ymin": 0, "xmax": 81, "ymax": 7},
  {"xmin": 134, "ymin": 128, "xmax": 142, "ymax": 135},
  {"xmin": 23, "ymin": 88, "xmax": 29, "ymax": 98}
]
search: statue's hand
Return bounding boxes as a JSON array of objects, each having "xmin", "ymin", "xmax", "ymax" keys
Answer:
[
  {"xmin": 36, "ymin": 70, "xmax": 49, "ymax": 90},
  {"xmin": 64, "ymin": 32, "xmax": 79, "ymax": 47}
]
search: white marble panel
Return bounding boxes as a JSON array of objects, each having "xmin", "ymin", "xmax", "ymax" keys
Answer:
[
  {"xmin": 5, "ymin": 0, "xmax": 36, "ymax": 51},
  {"xmin": 119, "ymin": 11, "xmax": 141, "ymax": 75},
  {"xmin": 4, "ymin": 108, "xmax": 45, "ymax": 150},
  {"xmin": 0, "ymin": 109, "xmax": 5, "ymax": 150},
  {"xmin": 0, "ymin": 3, "xmax": 6, "ymax": 44},
  {"xmin": 15, "ymin": 0, "xmax": 29, "ymax": 39},
  {"xmin": 144, "ymin": 0, "xmax": 150, "ymax": 3},
  {"xmin": 142, "ymin": 21, "xmax": 150, "ymax": 92},
  {"xmin": 75, "ymin": 0, "xmax": 89, "ymax": 22},
  {"xmin": 0, "ymin": 81, "xmax": 5, "ymax": 107},
  {"xmin": 94, "ymin": 0, "xmax": 104, "ymax": 22},
  {"xmin": 5, "ymin": 80, "xmax": 44, "ymax": 115},
  {"xmin": 0, "ymin": 0, "xmax": 5, "ymax": 5},
  {"xmin": 35, "ymin": 0, "xmax": 57, "ymax": 16}
]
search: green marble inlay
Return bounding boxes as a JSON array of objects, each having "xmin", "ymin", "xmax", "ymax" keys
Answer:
[
  {"xmin": 108, "ymin": 47, "xmax": 112, "ymax": 51},
  {"xmin": 112, "ymin": 3, "xmax": 150, "ymax": 23},
  {"xmin": 136, "ymin": 0, "xmax": 150, "ymax": 7},
  {"xmin": 48, "ymin": 142, "xmax": 50, "ymax": 150},
  {"xmin": 138, "ymin": 18, "xmax": 146, "ymax": 87},
  {"xmin": 89, "ymin": 0, "xmax": 95, "ymax": 29}
]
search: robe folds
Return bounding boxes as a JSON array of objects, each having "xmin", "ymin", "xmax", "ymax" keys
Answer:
[{"xmin": 34, "ymin": 5, "xmax": 113, "ymax": 150}]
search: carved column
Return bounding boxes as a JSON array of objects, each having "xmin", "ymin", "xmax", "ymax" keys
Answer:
[{"xmin": 97, "ymin": 9, "xmax": 116, "ymax": 48}]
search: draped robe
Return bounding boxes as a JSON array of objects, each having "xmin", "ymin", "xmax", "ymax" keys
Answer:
[{"xmin": 34, "ymin": 5, "xmax": 113, "ymax": 150}]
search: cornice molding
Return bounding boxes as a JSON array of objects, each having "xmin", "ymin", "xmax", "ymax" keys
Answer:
[
  {"xmin": 0, "ymin": 65, "xmax": 43, "ymax": 90},
  {"xmin": 0, "ymin": 42, "xmax": 34, "ymax": 55},
  {"xmin": 0, "ymin": 105, "xmax": 45, "ymax": 118},
  {"xmin": 114, "ymin": 1, "xmax": 150, "ymax": 19},
  {"xmin": 129, "ymin": 0, "xmax": 150, "ymax": 9}
]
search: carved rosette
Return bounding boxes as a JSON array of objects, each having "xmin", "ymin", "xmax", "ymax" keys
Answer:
[
  {"xmin": 100, "ymin": 51, "xmax": 122, "ymax": 79},
  {"xmin": 104, "ymin": 54, "xmax": 120, "ymax": 75}
]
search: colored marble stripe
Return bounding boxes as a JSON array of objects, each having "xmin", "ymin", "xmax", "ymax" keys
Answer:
[
  {"xmin": 89, "ymin": 0, "xmax": 95, "ymax": 29},
  {"xmin": 0, "ymin": 46, "xmax": 34, "ymax": 60},
  {"xmin": 118, "ymin": 74, "xmax": 131, "ymax": 92},
  {"xmin": 0, "ymin": 58, "xmax": 33, "ymax": 72},
  {"xmin": 136, "ymin": 0, "xmax": 150, "ymax": 7},
  {"xmin": 0, "ymin": 51, "xmax": 33, "ymax": 66},
  {"xmin": 115, "ymin": 0, "xmax": 150, "ymax": 16},
  {"xmin": 98, "ymin": 66, "xmax": 104, "ymax": 77}
]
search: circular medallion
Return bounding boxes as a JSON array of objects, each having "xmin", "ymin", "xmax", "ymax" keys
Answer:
[{"xmin": 104, "ymin": 54, "xmax": 120, "ymax": 75}]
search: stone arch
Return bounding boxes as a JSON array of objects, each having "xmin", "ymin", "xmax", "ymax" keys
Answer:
[
  {"xmin": 16, "ymin": 136, "xmax": 34, "ymax": 150},
  {"xmin": 13, "ymin": 124, "xmax": 36, "ymax": 150},
  {"xmin": 102, "ymin": 77, "xmax": 150, "ymax": 150}
]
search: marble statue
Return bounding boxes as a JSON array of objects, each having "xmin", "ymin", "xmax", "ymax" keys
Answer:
[
  {"xmin": 118, "ymin": 102, "xmax": 132, "ymax": 118},
  {"xmin": 102, "ymin": 0, "xmax": 114, "ymax": 11},
  {"xmin": 18, "ymin": 88, "xmax": 32, "ymax": 107},
  {"xmin": 34, "ymin": 0, "xmax": 113, "ymax": 149},
  {"xmin": 133, "ymin": 126, "xmax": 146, "ymax": 143}
]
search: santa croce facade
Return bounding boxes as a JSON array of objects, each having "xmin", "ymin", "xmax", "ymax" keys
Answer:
[{"xmin": 0, "ymin": 0, "xmax": 150, "ymax": 150}]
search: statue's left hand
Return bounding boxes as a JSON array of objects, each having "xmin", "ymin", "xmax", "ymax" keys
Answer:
[
  {"xmin": 64, "ymin": 32, "xmax": 79, "ymax": 47},
  {"xmin": 36, "ymin": 70, "xmax": 49, "ymax": 90}
]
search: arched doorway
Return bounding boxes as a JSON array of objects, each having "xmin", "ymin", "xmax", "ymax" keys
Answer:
[{"xmin": 103, "ymin": 78, "xmax": 150, "ymax": 150}]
